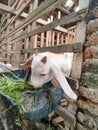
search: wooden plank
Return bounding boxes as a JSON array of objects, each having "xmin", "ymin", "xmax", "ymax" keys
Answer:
[
  {"xmin": 10, "ymin": 0, "xmax": 34, "ymax": 26},
  {"xmin": 33, "ymin": 35, "xmax": 37, "ymax": 48},
  {"xmin": 1, "ymin": 0, "xmax": 33, "ymax": 33},
  {"xmin": 52, "ymin": 116, "xmax": 64, "ymax": 126},
  {"xmin": 27, "ymin": 8, "xmax": 86, "ymax": 39},
  {"xmin": 52, "ymin": 31, "xmax": 55, "ymax": 46},
  {"xmin": 0, "ymin": 58, "xmax": 20, "ymax": 62},
  {"xmin": 55, "ymin": 105, "xmax": 76, "ymax": 126},
  {"xmin": 0, "ymin": 3, "xmax": 16, "ymax": 15},
  {"xmin": 12, "ymin": 0, "xmax": 19, "ymax": 8},
  {"xmin": 79, "ymin": 0, "xmax": 89, "ymax": 10},
  {"xmin": 1, "ymin": 13, "xmax": 28, "ymax": 35},
  {"xmin": 0, "ymin": 0, "xmax": 55, "ymax": 36},
  {"xmin": 0, "ymin": 8, "xmax": 87, "ymax": 47},
  {"xmin": 71, "ymin": 52, "xmax": 83, "ymax": 79},
  {"xmin": 0, "ymin": 3, "xmax": 28, "ymax": 17},
  {"xmin": 37, "ymin": 18, "xmax": 68, "ymax": 33},
  {"xmin": 21, "ymin": 42, "xmax": 83, "ymax": 54},
  {"xmin": 46, "ymin": 31, "xmax": 49, "ymax": 47},
  {"xmin": 0, "ymin": 0, "xmax": 66, "ymax": 42},
  {"xmin": 56, "ymin": 32, "xmax": 60, "ymax": 45},
  {"xmin": 0, "ymin": 50, "xmax": 20, "ymax": 54},
  {"xmin": 16, "ymin": 0, "xmax": 24, "ymax": 9},
  {"xmin": 41, "ymin": 33, "xmax": 44, "ymax": 47},
  {"xmin": 61, "ymin": 33, "xmax": 64, "ymax": 44},
  {"xmin": 58, "ymin": 6, "xmax": 71, "ymax": 14}
]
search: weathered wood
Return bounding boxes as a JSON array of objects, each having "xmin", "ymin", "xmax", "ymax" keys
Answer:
[
  {"xmin": 56, "ymin": 32, "xmax": 60, "ymax": 45},
  {"xmin": 0, "ymin": 50, "xmax": 20, "ymax": 53},
  {"xmin": 21, "ymin": 42, "xmax": 83, "ymax": 54},
  {"xmin": 16, "ymin": 0, "xmax": 24, "ymax": 9},
  {"xmin": 71, "ymin": 52, "xmax": 83, "ymax": 79},
  {"xmin": 58, "ymin": 6, "xmax": 71, "ymax": 14},
  {"xmin": 0, "ymin": 58, "xmax": 21, "ymax": 63},
  {"xmin": 60, "ymin": 101, "xmax": 67, "ymax": 107},
  {"xmin": 52, "ymin": 116, "xmax": 64, "ymax": 126},
  {"xmin": 27, "ymin": 8, "xmax": 86, "ymax": 40},
  {"xmin": 71, "ymin": 21, "xmax": 86, "ymax": 79},
  {"xmin": 52, "ymin": 31, "xmax": 55, "ymax": 46},
  {"xmin": 1, "ymin": 13, "xmax": 28, "ymax": 34},
  {"xmin": 0, "ymin": 0, "xmax": 66, "ymax": 42},
  {"xmin": 12, "ymin": 0, "xmax": 19, "ymax": 8},
  {"xmin": 40, "ymin": 32, "xmax": 44, "ymax": 47},
  {"xmin": 79, "ymin": 0, "xmax": 89, "ymax": 10},
  {"xmin": 71, "ymin": 0, "xmax": 89, "ymax": 79},
  {"xmin": 60, "ymin": 98, "xmax": 68, "ymax": 108},
  {"xmin": 0, "ymin": 3, "xmax": 16, "ymax": 15},
  {"xmin": 0, "ymin": 8, "xmax": 87, "ymax": 47},
  {"xmin": 9, "ymin": 0, "xmax": 34, "ymax": 26},
  {"xmin": 55, "ymin": 105, "xmax": 76, "ymax": 126}
]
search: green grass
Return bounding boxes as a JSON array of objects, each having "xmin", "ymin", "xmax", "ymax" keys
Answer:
[
  {"xmin": 0, "ymin": 74, "xmax": 55, "ymax": 130},
  {"xmin": 0, "ymin": 74, "xmax": 33, "ymax": 103}
]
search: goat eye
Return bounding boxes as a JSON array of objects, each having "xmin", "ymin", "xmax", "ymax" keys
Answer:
[{"xmin": 40, "ymin": 74, "xmax": 46, "ymax": 76}]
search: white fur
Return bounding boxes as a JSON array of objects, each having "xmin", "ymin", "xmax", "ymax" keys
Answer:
[{"xmin": 28, "ymin": 52, "xmax": 77, "ymax": 101}]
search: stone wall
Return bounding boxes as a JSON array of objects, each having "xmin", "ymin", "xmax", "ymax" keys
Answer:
[{"xmin": 76, "ymin": 1, "xmax": 98, "ymax": 129}]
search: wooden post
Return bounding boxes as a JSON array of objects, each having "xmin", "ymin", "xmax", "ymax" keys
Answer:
[
  {"xmin": 71, "ymin": 0, "xmax": 89, "ymax": 79},
  {"xmin": 56, "ymin": 32, "xmax": 60, "ymax": 45},
  {"xmin": 31, "ymin": 0, "xmax": 38, "ymax": 49},
  {"xmin": 52, "ymin": 31, "xmax": 55, "ymax": 46},
  {"xmin": 41, "ymin": 32, "xmax": 44, "ymax": 47}
]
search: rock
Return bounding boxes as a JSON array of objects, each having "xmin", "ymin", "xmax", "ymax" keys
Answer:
[
  {"xmin": 0, "ymin": 118, "xmax": 4, "ymax": 130},
  {"xmin": 76, "ymin": 123, "xmax": 89, "ymax": 130},
  {"xmin": 79, "ymin": 86, "xmax": 98, "ymax": 103},
  {"xmin": 77, "ymin": 112, "xmax": 97, "ymax": 130},
  {"xmin": 83, "ymin": 59, "xmax": 98, "ymax": 73},
  {"xmin": 82, "ymin": 73, "xmax": 98, "ymax": 87},
  {"xmin": 78, "ymin": 99, "xmax": 98, "ymax": 116}
]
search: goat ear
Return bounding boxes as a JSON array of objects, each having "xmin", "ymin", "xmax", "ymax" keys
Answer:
[
  {"xmin": 22, "ymin": 56, "xmax": 33, "ymax": 67},
  {"xmin": 50, "ymin": 64, "xmax": 77, "ymax": 101},
  {"xmin": 41, "ymin": 56, "xmax": 47, "ymax": 64}
]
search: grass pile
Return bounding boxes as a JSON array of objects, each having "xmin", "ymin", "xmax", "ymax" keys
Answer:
[
  {"xmin": 0, "ymin": 74, "xmax": 35, "ymax": 126},
  {"xmin": 0, "ymin": 74, "xmax": 34, "ymax": 117},
  {"xmin": 0, "ymin": 74, "xmax": 32, "ymax": 103},
  {"xmin": 0, "ymin": 74, "xmax": 55, "ymax": 130}
]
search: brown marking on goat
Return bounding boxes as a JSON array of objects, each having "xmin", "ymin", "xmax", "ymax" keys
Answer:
[{"xmin": 23, "ymin": 67, "xmax": 31, "ymax": 88}]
